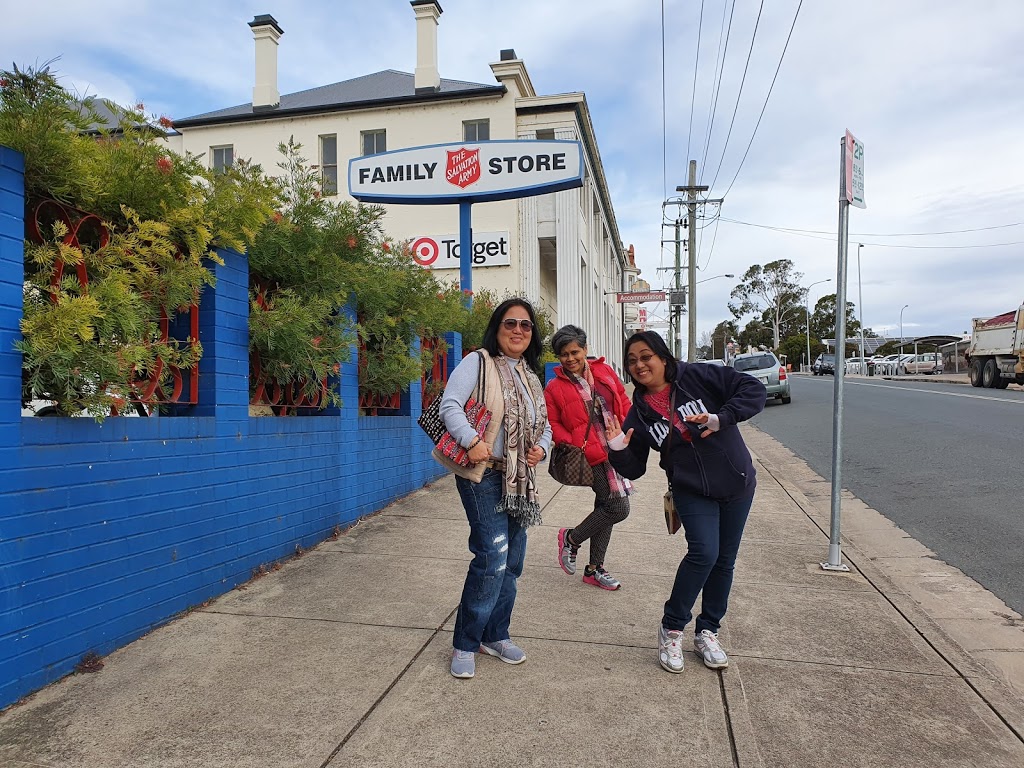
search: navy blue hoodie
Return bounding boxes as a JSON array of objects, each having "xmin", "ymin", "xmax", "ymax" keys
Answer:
[{"xmin": 609, "ymin": 362, "xmax": 767, "ymax": 501}]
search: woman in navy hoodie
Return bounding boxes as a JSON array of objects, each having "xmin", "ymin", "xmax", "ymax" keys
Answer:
[{"xmin": 607, "ymin": 331, "xmax": 766, "ymax": 675}]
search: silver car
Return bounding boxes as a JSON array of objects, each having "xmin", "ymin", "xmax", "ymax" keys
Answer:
[{"xmin": 731, "ymin": 351, "xmax": 791, "ymax": 404}]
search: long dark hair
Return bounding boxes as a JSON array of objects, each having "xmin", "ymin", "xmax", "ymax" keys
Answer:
[
  {"xmin": 482, "ymin": 298, "xmax": 544, "ymax": 374},
  {"xmin": 623, "ymin": 331, "xmax": 678, "ymax": 390}
]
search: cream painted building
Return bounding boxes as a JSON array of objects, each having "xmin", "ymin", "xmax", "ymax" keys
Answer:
[{"xmin": 168, "ymin": 2, "xmax": 641, "ymax": 372}]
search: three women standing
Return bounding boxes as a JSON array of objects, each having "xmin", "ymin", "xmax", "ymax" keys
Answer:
[
  {"xmin": 437, "ymin": 298, "xmax": 552, "ymax": 679},
  {"xmin": 544, "ymin": 325, "xmax": 633, "ymax": 590}
]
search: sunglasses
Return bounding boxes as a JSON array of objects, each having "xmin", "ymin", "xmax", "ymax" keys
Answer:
[
  {"xmin": 501, "ymin": 318, "xmax": 534, "ymax": 332},
  {"xmin": 627, "ymin": 352, "xmax": 659, "ymax": 368}
]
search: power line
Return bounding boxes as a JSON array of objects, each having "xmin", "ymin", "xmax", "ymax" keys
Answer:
[
  {"xmin": 720, "ymin": 216, "xmax": 1023, "ymax": 237},
  {"xmin": 699, "ymin": 0, "xmax": 737, "ymax": 179},
  {"xmin": 719, "ymin": 217, "xmax": 1024, "ymax": 248},
  {"xmin": 661, "ymin": 0, "xmax": 667, "ymax": 198},
  {"xmin": 701, "ymin": 211, "xmax": 722, "ymax": 270},
  {"xmin": 719, "ymin": 0, "xmax": 804, "ymax": 200},
  {"xmin": 707, "ymin": 0, "xmax": 764, "ymax": 191},
  {"xmin": 686, "ymin": 0, "xmax": 705, "ymax": 163}
]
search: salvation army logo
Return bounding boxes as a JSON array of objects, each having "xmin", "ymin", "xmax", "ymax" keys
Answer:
[
  {"xmin": 411, "ymin": 237, "xmax": 440, "ymax": 266},
  {"xmin": 445, "ymin": 147, "xmax": 480, "ymax": 189}
]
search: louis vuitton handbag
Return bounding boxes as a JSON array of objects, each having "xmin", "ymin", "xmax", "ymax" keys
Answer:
[
  {"xmin": 548, "ymin": 395, "xmax": 600, "ymax": 487},
  {"xmin": 662, "ymin": 388, "xmax": 681, "ymax": 535},
  {"xmin": 417, "ymin": 351, "xmax": 491, "ymax": 467}
]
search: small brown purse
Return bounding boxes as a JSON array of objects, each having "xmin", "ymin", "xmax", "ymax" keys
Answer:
[
  {"xmin": 662, "ymin": 388, "xmax": 681, "ymax": 535},
  {"xmin": 548, "ymin": 395, "xmax": 600, "ymax": 487}
]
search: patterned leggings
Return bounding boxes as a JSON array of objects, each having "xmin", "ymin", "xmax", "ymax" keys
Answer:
[{"xmin": 568, "ymin": 462, "xmax": 631, "ymax": 567}]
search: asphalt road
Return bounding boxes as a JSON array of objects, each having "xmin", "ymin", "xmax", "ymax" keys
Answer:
[{"xmin": 748, "ymin": 374, "xmax": 1024, "ymax": 614}]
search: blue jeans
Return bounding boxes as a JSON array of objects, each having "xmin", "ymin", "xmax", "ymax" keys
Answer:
[
  {"xmin": 663, "ymin": 487, "xmax": 754, "ymax": 635},
  {"xmin": 453, "ymin": 469, "xmax": 527, "ymax": 652}
]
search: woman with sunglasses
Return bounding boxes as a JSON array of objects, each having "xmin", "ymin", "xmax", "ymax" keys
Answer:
[
  {"xmin": 544, "ymin": 325, "xmax": 633, "ymax": 590},
  {"xmin": 437, "ymin": 298, "xmax": 551, "ymax": 679},
  {"xmin": 606, "ymin": 331, "xmax": 766, "ymax": 675}
]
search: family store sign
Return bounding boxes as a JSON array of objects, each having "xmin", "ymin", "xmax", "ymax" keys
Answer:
[{"xmin": 349, "ymin": 140, "xmax": 584, "ymax": 300}]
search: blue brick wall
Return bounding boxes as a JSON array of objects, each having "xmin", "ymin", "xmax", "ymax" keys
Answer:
[{"xmin": 0, "ymin": 148, "xmax": 452, "ymax": 709}]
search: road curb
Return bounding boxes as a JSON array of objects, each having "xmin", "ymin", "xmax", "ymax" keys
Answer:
[{"xmin": 744, "ymin": 426, "xmax": 1024, "ymax": 742}]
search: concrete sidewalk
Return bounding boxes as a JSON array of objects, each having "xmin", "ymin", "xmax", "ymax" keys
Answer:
[{"xmin": 2, "ymin": 428, "xmax": 1023, "ymax": 768}]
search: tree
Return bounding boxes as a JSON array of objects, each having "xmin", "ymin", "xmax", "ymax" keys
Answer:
[
  {"xmin": 697, "ymin": 330, "xmax": 714, "ymax": 358},
  {"xmin": 809, "ymin": 293, "xmax": 861, "ymax": 342},
  {"xmin": 709, "ymin": 319, "xmax": 739, "ymax": 359},
  {"xmin": 728, "ymin": 259, "xmax": 806, "ymax": 350},
  {"xmin": 738, "ymin": 318, "xmax": 773, "ymax": 351}
]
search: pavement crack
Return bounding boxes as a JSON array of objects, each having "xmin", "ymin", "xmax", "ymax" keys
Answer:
[{"xmin": 318, "ymin": 606, "xmax": 459, "ymax": 768}]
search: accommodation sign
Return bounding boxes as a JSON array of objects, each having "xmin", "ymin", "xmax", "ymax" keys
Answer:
[
  {"xmin": 348, "ymin": 140, "xmax": 584, "ymax": 204},
  {"xmin": 410, "ymin": 231, "xmax": 511, "ymax": 268}
]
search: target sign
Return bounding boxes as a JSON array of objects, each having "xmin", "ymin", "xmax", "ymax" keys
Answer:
[{"xmin": 411, "ymin": 237, "xmax": 440, "ymax": 266}]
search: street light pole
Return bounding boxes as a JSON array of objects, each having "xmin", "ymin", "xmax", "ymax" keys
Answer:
[
  {"xmin": 805, "ymin": 278, "xmax": 831, "ymax": 372},
  {"xmin": 898, "ymin": 304, "xmax": 909, "ymax": 375},
  {"xmin": 857, "ymin": 244, "xmax": 866, "ymax": 372}
]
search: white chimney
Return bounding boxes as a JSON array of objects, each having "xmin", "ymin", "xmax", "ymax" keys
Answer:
[
  {"xmin": 249, "ymin": 14, "xmax": 283, "ymax": 109},
  {"xmin": 412, "ymin": 1, "xmax": 442, "ymax": 93}
]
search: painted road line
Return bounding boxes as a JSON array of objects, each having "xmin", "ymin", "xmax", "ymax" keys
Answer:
[{"xmin": 806, "ymin": 377, "xmax": 1024, "ymax": 405}]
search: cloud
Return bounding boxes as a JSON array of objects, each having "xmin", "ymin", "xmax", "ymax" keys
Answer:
[{"xmin": 5, "ymin": 0, "xmax": 1022, "ymax": 341}]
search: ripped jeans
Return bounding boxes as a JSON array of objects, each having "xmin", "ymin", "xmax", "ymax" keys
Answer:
[{"xmin": 453, "ymin": 468, "xmax": 528, "ymax": 653}]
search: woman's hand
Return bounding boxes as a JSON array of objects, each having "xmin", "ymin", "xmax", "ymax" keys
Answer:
[
  {"xmin": 683, "ymin": 412, "xmax": 719, "ymax": 439},
  {"xmin": 468, "ymin": 439, "xmax": 491, "ymax": 464},
  {"xmin": 526, "ymin": 445, "xmax": 545, "ymax": 468},
  {"xmin": 605, "ymin": 414, "xmax": 633, "ymax": 451}
]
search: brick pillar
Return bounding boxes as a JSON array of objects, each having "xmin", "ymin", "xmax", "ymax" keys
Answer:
[
  {"xmin": 192, "ymin": 247, "xmax": 249, "ymax": 433},
  {"xmin": 0, "ymin": 147, "xmax": 25, "ymax": 451}
]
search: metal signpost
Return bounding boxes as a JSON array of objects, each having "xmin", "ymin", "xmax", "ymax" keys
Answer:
[
  {"xmin": 822, "ymin": 130, "xmax": 865, "ymax": 573},
  {"xmin": 349, "ymin": 139, "xmax": 584, "ymax": 305}
]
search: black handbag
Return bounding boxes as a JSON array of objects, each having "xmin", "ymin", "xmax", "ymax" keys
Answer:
[
  {"xmin": 548, "ymin": 395, "xmax": 600, "ymax": 487},
  {"xmin": 663, "ymin": 388, "xmax": 681, "ymax": 535},
  {"xmin": 417, "ymin": 351, "xmax": 491, "ymax": 467}
]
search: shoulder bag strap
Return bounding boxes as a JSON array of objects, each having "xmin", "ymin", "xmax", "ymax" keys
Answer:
[
  {"xmin": 581, "ymin": 392, "xmax": 599, "ymax": 448},
  {"xmin": 474, "ymin": 350, "xmax": 486, "ymax": 400},
  {"xmin": 663, "ymin": 386, "xmax": 677, "ymax": 455}
]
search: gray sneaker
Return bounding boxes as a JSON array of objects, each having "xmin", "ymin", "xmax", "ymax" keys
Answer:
[
  {"xmin": 658, "ymin": 626, "xmax": 685, "ymax": 673},
  {"xmin": 479, "ymin": 639, "xmax": 526, "ymax": 665},
  {"xmin": 583, "ymin": 566, "xmax": 621, "ymax": 591},
  {"xmin": 557, "ymin": 528, "xmax": 578, "ymax": 575},
  {"xmin": 450, "ymin": 649, "xmax": 476, "ymax": 678},
  {"xmin": 694, "ymin": 630, "xmax": 729, "ymax": 669}
]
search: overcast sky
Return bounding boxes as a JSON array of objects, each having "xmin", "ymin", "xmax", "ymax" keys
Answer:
[{"xmin": 6, "ymin": 0, "xmax": 1023, "ymax": 343}]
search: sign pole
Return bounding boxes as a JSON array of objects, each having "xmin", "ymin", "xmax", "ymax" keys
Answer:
[
  {"xmin": 823, "ymin": 136, "xmax": 851, "ymax": 573},
  {"xmin": 459, "ymin": 200, "xmax": 472, "ymax": 307}
]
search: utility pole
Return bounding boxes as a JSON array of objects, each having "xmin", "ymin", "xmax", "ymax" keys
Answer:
[
  {"xmin": 676, "ymin": 161, "xmax": 711, "ymax": 361},
  {"xmin": 673, "ymin": 217, "xmax": 682, "ymax": 356}
]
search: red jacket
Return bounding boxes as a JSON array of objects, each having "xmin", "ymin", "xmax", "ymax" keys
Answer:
[{"xmin": 544, "ymin": 358, "xmax": 631, "ymax": 466}]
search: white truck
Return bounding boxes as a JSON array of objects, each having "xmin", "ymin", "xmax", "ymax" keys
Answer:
[{"xmin": 966, "ymin": 302, "xmax": 1024, "ymax": 388}]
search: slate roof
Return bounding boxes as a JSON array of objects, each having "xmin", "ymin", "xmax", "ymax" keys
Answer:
[{"xmin": 175, "ymin": 69, "xmax": 504, "ymax": 127}]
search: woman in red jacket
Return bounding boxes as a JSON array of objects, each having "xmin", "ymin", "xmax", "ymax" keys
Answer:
[{"xmin": 544, "ymin": 325, "xmax": 633, "ymax": 590}]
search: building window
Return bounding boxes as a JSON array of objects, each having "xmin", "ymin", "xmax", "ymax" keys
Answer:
[
  {"xmin": 463, "ymin": 119, "xmax": 490, "ymax": 142},
  {"xmin": 320, "ymin": 134, "xmax": 338, "ymax": 196},
  {"xmin": 361, "ymin": 130, "xmax": 386, "ymax": 156},
  {"xmin": 211, "ymin": 145, "xmax": 234, "ymax": 173},
  {"xmin": 536, "ymin": 129, "xmax": 555, "ymax": 140}
]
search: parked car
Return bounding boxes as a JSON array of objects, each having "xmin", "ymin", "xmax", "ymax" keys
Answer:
[
  {"xmin": 732, "ymin": 351, "xmax": 791, "ymax": 404},
  {"xmin": 902, "ymin": 354, "xmax": 943, "ymax": 375},
  {"xmin": 812, "ymin": 353, "xmax": 836, "ymax": 375},
  {"xmin": 697, "ymin": 358, "xmax": 726, "ymax": 366}
]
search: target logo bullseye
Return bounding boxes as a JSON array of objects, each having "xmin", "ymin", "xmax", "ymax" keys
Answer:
[{"xmin": 411, "ymin": 237, "xmax": 439, "ymax": 266}]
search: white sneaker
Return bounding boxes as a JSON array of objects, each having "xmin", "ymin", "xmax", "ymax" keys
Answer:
[
  {"xmin": 658, "ymin": 626, "xmax": 685, "ymax": 673},
  {"xmin": 694, "ymin": 629, "xmax": 729, "ymax": 669}
]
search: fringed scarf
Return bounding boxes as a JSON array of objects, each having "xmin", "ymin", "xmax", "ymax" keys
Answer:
[
  {"xmin": 569, "ymin": 363, "xmax": 633, "ymax": 498},
  {"xmin": 493, "ymin": 355, "xmax": 548, "ymax": 528}
]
